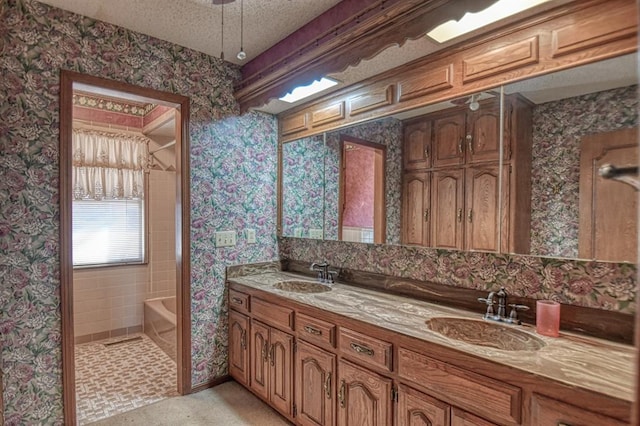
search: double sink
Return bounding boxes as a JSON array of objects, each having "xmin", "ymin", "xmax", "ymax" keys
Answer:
[{"xmin": 272, "ymin": 279, "xmax": 545, "ymax": 352}]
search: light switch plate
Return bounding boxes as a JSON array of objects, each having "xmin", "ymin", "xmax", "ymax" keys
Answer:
[
  {"xmin": 215, "ymin": 231, "xmax": 236, "ymax": 247},
  {"xmin": 246, "ymin": 229, "xmax": 256, "ymax": 244},
  {"xmin": 309, "ymin": 228, "xmax": 323, "ymax": 239}
]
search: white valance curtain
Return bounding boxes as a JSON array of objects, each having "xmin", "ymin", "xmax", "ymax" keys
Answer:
[{"xmin": 72, "ymin": 129, "xmax": 150, "ymax": 200}]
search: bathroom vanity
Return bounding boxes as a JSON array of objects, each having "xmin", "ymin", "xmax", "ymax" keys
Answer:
[{"xmin": 227, "ymin": 270, "xmax": 633, "ymax": 426}]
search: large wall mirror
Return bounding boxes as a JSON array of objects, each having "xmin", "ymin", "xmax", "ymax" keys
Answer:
[{"xmin": 279, "ymin": 52, "xmax": 638, "ymax": 263}]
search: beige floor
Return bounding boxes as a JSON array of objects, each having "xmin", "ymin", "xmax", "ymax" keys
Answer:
[{"xmin": 90, "ymin": 381, "xmax": 292, "ymax": 425}]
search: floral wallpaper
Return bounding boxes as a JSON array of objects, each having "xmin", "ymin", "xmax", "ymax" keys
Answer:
[
  {"xmin": 324, "ymin": 118, "xmax": 403, "ymax": 243},
  {"xmin": 0, "ymin": 0, "xmax": 278, "ymax": 423},
  {"xmin": 281, "ymin": 135, "xmax": 325, "ymax": 238},
  {"xmin": 530, "ymin": 85, "xmax": 638, "ymax": 257},
  {"xmin": 280, "ymin": 238, "xmax": 637, "ymax": 314}
]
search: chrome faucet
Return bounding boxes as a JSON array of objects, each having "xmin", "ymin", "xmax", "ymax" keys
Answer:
[
  {"xmin": 310, "ymin": 261, "xmax": 337, "ymax": 283},
  {"xmin": 478, "ymin": 287, "xmax": 529, "ymax": 324}
]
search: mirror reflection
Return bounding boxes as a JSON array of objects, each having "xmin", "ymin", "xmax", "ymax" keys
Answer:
[
  {"xmin": 279, "ymin": 53, "xmax": 638, "ymax": 263},
  {"xmin": 503, "ymin": 53, "xmax": 638, "ymax": 262}
]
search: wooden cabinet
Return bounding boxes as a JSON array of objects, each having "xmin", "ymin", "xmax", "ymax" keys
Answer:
[
  {"xmin": 530, "ymin": 394, "xmax": 627, "ymax": 426},
  {"xmin": 295, "ymin": 341, "xmax": 336, "ymax": 426},
  {"xmin": 337, "ymin": 359, "xmax": 393, "ymax": 426},
  {"xmin": 431, "ymin": 169, "xmax": 464, "ymax": 250},
  {"xmin": 250, "ymin": 319, "xmax": 294, "ymax": 417},
  {"xmin": 229, "ymin": 282, "xmax": 630, "ymax": 426},
  {"xmin": 402, "ymin": 171, "xmax": 430, "ymax": 246},
  {"xmin": 404, "ymin": 121, "xmax": 432, "ymax": 170},
  {"xmin": 402, "ymin": 97, "xmax": 531, "ymax": 252},
  {"xmin": 228, "ymin": 310, "xmax": 249, "ymax": 386},
  {"xmin": 433, "ymin": 111, "xmax": 466, "ymax": 168},
  {"xmin": 397, "ymin": 384, "xmax": 450, "ymax": 426}
]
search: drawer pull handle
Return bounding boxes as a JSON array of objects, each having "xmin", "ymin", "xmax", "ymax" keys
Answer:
[
  {"xmin": 231, "ymin": 297, "xmax": 244, "ymax": 305},
  {"xmin": 338, "ymin": 380, "xmax": 346, "ymax": 408},
  {"xmin": 458, "ymin": 137, "xmax": 463, "ymax": 154},
  {"xmin": 240, "ymin": 330, "xmax": 246, "ymax": 349},
  {"xmin": 466, "ymin": 134, "xmax": 473, "ymax": 154},
  {"xmin": 557, "ymin": 423, "xmax": 571, "ymax": 426},
  {"xmin": 304, "ymin": 325, "xmax": 322, "ymax": 336},
  {"xmin": 261, "ymin": 341, "xmax": 268, "ymax": 361},
  {"xmin": 324, "ymin": 373, "xmax": 332, "ymax": 399},
  {"xmin": 350, "ymin": 342, "xmax": 374, "ymax": 357}
]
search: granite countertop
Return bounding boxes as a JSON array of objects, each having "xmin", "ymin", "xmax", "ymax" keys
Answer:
[{"xmin": 229, "ymin": 271, "xmax": 635, "ymax": 402}]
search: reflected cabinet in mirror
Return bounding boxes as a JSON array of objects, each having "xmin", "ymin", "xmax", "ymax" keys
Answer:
[{"xmin": 279, "ymin": 53, "xmax": 638, "ymax": 263}]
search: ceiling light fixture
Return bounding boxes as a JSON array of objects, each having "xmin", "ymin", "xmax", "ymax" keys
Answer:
[
  {"xmin": 237, "ymin": 0, "xmax": 246, "ymax": 60},
  {"xmin": 279, "ymin": 77, "xmax": 339, "ymax": 103},
  {"xmin": 427, "ymin": 0, "xmax": 552, "ymax": 43}
]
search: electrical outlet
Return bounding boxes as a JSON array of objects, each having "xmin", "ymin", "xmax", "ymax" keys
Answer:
[
  {"xmin": 215, "ymin": 231, "xmax": 236, "ymax": 248},
  {"xmin": 246, "ymin": 229, "xmax": 256, "ymax": 244}
]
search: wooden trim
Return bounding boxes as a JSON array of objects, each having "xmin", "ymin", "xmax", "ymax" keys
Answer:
[
  {"xmin": 59, "ymin": 69, "xmax": 76, "ymax": 426},
  {"xmin": 277, "ymin": 0, "xmax": 637, "ymax": 142},
  {"xmin": 236, "ymin": 0, "xmax": 500, "ymax": 111},
  {"xmin": 190, "ymin": 375, "xmax": 232, "ymax": 394},
  {"xmin": 59, "ymin": 71, "xmax": 192, "ymax": 425}
]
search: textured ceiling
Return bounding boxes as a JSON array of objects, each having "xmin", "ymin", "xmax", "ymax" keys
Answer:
[{"xmin": 37, "ymin": 0, "xmax": 341, "ymax": 65}]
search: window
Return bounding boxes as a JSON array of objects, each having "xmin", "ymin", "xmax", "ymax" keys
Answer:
[{"xmin": 72, "ymin": 198, "xmax": 145, "ymax": 267}]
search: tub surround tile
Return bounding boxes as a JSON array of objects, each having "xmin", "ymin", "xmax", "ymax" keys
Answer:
[{"xmin": 229, "ymin": 271, "xmax": 634, "ymax": 403}]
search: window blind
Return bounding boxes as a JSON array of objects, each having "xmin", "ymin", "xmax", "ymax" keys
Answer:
[{"xmin": 72, "ymin": 199, "xmax": 145, "ymax": 267}]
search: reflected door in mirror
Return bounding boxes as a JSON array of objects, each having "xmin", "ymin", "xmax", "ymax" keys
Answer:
[{"xmin": 579, "ymin": 127, "xmax": 638, "ymax": 262}]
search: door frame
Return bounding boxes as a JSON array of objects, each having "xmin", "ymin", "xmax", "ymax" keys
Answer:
[
  {"xmin": 338, "ymin": 135, "xmax": 386, "ymax": 244},
  {"xmin": 59, "ymin": 70, "xmax": 192, "ymax": 425}
]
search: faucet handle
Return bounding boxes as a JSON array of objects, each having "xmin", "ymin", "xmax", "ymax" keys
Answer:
[
  {"xmin": 507, "ymin": 304, "xmax": 529, "ymax": 324},
  {"xmin": 327, "ymin": 270, "xmax": 338, "ymax": 284},
  {"xmin": 477, "ymin": 297, "xmax": 496, "ymax": 305}
]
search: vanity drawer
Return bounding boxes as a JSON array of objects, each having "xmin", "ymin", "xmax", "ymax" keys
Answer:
[
  {"xmin": 398, "ymin": 348, "xmax": 521, "ymax": 425},
  {"xmin": 251, "ymin": 298, "xmax": 294, "ymax": 331},
  {"xmin": 338, "ymin": 327, "xmax": 392, "ymax": 372},
  {"xmin": 229, "ymin": 289, "xmax": 250, "ymax": 313},
  {"xmin": 531, "ymin": 394, "xmax": 627, "ymax": 426},
  {"xmin": 297, "ymin": 312, "xmax": 336, "ymax": 348}
]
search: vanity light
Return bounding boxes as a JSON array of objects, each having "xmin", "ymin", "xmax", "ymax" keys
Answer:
[
  {"xmin": 427, "ymin": 0, "xmax": 553, "ymax": 43},
  {"xmin": 469, "ymin": 94, "xmax": 480, "ymax": 111},
  {"xmin": 279, "ymin": 77, "xmax": 339, "ymax": 103},
  {"xmin": 236, "ymin": 0, "xmax": 246, "ymax": 60}
]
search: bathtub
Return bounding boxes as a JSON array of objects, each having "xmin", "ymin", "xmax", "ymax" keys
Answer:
[{"xmin": 144, "ymin": 296, "xmax": 176, "ymax": 361}]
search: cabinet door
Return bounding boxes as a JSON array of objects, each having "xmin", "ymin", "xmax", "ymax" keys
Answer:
[
  {"xmin": 433, "ymin": 112, "xmax": 465, "ymax": 168},
  {"xmin": 269, "ymin": 328, "xmax": 294, "ymax": 416},
  {"xmin": 431, "ymin": 169, "xmax": 464, "ymax": 250},
  {"xmin": 466, "ymin": 104, "xmax": 501, "ymax": 164},
  {"xmin": 337, "ymin": 359, "xmax": 392, "ymax": 426},
  {"xmin": 397, "ymin": 384, "xmax": 450, "ymax": 426},
  {"xmin": 464, "ymin": 165, "xmax": 505, "ymax": 252},
  {"xmin": 403, "ymin": 120, "xmax": 432, "ymax": 170},
  {"xmin": 451, "ymin": 408, "xmax": 497, "ymax": 426},
  {"xmin": 530, "ymin": 394, "xmax": 627, "ymax": 426},
  {"xmin": 228, "ymin": 310, "xmax": 249, "ymax": 386},
  {"xmin": 250, "ymin": 320, "xmax": 270, "ymax": 401},
  {"xmin": 402, "ymin": 171, "xmax": 430, "ymax": 246},
  {"xmin": 296, "ymin": 341, "xmax": 336, "ymax": 426}
]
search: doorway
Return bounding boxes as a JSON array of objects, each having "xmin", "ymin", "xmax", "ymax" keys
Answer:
[
  {"xmin": 338, "ymin": 136, "xmax": 386, "ymax": 244},
  {"xmin": 59, "ymin": 71, "xmax": 192, "ymax": 425}
]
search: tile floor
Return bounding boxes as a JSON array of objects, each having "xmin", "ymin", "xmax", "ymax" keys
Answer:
[{"xmin": 75, "ymin": 333, "xmax": 178, "ymax": 425}]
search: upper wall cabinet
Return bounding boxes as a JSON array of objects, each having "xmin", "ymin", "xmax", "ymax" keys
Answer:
[{"xmin": 277, "ymin": 0, "xmax": 637, "ymax": 142}]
